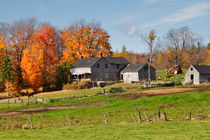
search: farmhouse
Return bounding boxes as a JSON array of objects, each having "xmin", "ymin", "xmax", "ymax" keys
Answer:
[
  {"xmin": 120, "ymin": 64, "xmax": 156, "ymax": 83},
  {"xmin": 70, "ymin": 56, "xmax": 129, "ymax": 81},
  {"xmin": 184, "ymin": 65, "xmax": 210, "ymax": 85}
]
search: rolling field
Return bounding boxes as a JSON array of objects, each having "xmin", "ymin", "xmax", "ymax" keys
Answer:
[{"xmin": 0, "ymin": 84, "xmax": 209, "ymax": 139}]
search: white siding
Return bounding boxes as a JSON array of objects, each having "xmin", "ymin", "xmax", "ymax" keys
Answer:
[
  {"xmin": 184, "ymin": 65, "xmax": 200, "ymax": 84},
  {"xmin": 122, "ymin": 72, "xmax": 139, "ymax": 83}
]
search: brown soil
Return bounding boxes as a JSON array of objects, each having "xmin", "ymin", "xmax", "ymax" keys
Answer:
[
  {"xmin": 0, "ymin": 100, "xmax": 105, "ymax": 119},
  {"xmin": 112, "ymin": 85, "xmax": 210, "ymax": 99}
]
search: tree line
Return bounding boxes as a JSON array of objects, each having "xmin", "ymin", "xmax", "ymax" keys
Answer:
[
  {"xmin": 114, "ymin": 27, "xmax": 209, "ymax": 71},
  {"xmin": 0, "ymin": 18, "xmax": 209, "ymax": 95},
  {"xmin": 0, "ymin": 18, "xmax": 112, "ymax": 95}
]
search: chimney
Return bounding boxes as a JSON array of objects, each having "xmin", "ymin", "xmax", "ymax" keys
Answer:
[
  {"xmin": 81, "ymin": 56, "xmax": 83, "ymax": 59},
  {"xmin": 100, "ymin": 53, "xmax": 103, "ymax": 58}
]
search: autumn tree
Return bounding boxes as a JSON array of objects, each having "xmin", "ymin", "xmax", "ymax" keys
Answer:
[
  {"xmin": 5, "ymin": 18, "xmax": 39, "ymax": 92},
  {"xmin": 35, "ymin": 24, "xmax": 59, "ymax": 91},
  {"xmin": 21, "ymin": 43, "xmax": 44, "ymax": 93},
  {"xmin": 61, "ymin": 22, "xmax": 112, "ymax": 62},
  {"xmin": 113, "ymin": 46, "xmax": 147, "ymax": 64}
]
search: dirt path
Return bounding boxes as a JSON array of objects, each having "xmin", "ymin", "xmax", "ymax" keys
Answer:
[
  {"xmin": 112, "ymin": 85, "xmax": 210, "ymax": 99},
  {"xmin": 0, "ymin": 100, "xmax": 105, "ymax": 119}
]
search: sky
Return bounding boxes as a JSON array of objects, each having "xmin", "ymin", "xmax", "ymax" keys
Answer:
[{"xmin": 1, "ymin": 0, "xmax": 210, "ymax": 53}]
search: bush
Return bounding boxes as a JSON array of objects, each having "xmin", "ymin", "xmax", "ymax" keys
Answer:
[{"xmin": 63, "ymin": 80, "xmax": 89, "ymax": 90}]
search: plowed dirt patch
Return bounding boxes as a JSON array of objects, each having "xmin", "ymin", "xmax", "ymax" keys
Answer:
[
  {"xmin": 0, "ymin": 100, "xmax": 105, "ymax": 118},
  {"xmin": 112, "ymin": 85, "xmax": 210, "ymax": 99}
]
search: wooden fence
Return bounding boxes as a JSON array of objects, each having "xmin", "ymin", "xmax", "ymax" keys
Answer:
[{"xmin": 0, "ymin": 87, "xmax": 123, "ymax": 104}]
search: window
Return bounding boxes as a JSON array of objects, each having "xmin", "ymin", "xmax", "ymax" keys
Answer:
[
  {"xmin": 191, "ymin": 68, "xmax": 193, "ymax": 71},
  {"xmin": 97, "ymin": 63, "xmax": 100, "ymax": 68},
  {"xmin": 190, "ymin": 74, "xmax": 194, "ymax": 80},
  {"xmin": 105, "ymin": 63, "xmax": 108, "ymax": 68},
  {"xmin": 116, "ymin": 64, "xmax": 119, "ymax": 69}
]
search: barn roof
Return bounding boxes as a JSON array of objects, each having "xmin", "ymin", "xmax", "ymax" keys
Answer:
[
  {"xmin": 104, "ymin": 57, "xmax": 129, "ymax": 64},
  {"xmin": 71, "ymin": 57, "xmax": 101, "ymax": 69},
  {"xmin": 121, "ymin": 64, "xmax": 146, "ymax": 73},
  {"xmin": 192, "ymin": 65, "xmax": 210, "ymax": 74},
  {"xmin": 71, "ymin": 57, "xmax": 129, "ymax": 69}
]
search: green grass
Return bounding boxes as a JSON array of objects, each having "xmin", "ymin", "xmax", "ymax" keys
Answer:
[
  {"xmin": 156, "ymin": 70, "xmax": 186, "ymax": 82},
  {"xmin": 0, "ymin": 84, "xmax": 209, "ymax": 139},
  {"xmin": 0, "ymin": 90, "xmax": 209, "ymax": 131},
  {"xmin": 0, "ymin": 121, "xmax": 210, "ymax": 140}
]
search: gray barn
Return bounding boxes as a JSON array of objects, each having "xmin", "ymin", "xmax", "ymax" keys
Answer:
[
  {"xmin": 184, "ymin": 65, "xmax": 210, "ymax": 85},
  {"xmin": 70, "ymin": 57, "xmax": 128, "ymax": 81},
  {"xmin": 120, "ymin": 64, "xmax": 156, "ymax": 83}
]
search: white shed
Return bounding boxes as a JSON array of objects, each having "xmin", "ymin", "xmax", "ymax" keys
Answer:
[
  {"xmin": 184, "ymin": 65, "xmax": 210, "ymax": 85},
  {"xmin": 120, "ymin": 64, "xmax": 156, "ymax": 83}
]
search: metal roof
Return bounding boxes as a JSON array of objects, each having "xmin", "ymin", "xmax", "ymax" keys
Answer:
[
  {"xmin": 104, "ymin": 57, "xmax": 129, "ymax": 64},
  {"xmin": 70, "ymin": 57, "xmax": 129, "ymax": 69},
  {"xmin": 192, "ymin": 65, "xmax": 210, "ymax": 74},
  {"xmin": 121, "ymin": 64, "xmax": 146, "ymax": 73}
]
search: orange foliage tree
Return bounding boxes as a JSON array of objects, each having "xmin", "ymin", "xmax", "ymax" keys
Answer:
[
  {"xmin": 0, "ymin": 35, "xmax": 6, "ymax": 63},
  {"xmin": 21, "ymin": 43, "xmax": 44, "ymax": 93},
  {"xmin": 61, "ymin": 22, "xmax": 112, "ymax": 62},
  {"xmin": 35, "ymin": 24, "xmax": 59, "ymax": 90}
]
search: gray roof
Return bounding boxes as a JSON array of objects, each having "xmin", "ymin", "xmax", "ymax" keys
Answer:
[
  {"xmin": 121, "ymin": 64, "xmax": 147, "ymax": 73},
  {"xmin": 105, "ymin": 57, "xmax": 129, "ymax": 64},
  {"xmin": 70, "ymin": 57, "xmax": 129, "ymax": 69},
  {"xmin": 71, "ymin": 57, "xmax": 101, "ymax": 69},
  {"xmin": 193, "ymin": 65, "xmax": 210, "ymax": 74}
]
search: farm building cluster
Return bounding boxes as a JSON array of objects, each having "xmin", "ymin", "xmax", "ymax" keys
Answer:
[
  {"xmin": 70, "ymin": 55, "xmax": 210, "ymax": 85},
  {"xmin": 70, "ymin": 55, "xmax": 156, "ymax": 83}
]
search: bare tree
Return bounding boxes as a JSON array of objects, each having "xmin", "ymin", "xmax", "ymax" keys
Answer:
[
  {"xmin": 7, "ymin": 17, "xmax": 40, "ymax": 63},
  {"xmin": 165, "ymin": 26, "xmax": 198, "ymax": 68},
  {"xmin": 141, "ymin": 30, "xmax": 157, "ymax": 88}
]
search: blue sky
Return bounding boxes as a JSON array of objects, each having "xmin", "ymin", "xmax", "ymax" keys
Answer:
[{"xmin": 1, "ymin": 0, "xmax": 210, "ymax": 53}]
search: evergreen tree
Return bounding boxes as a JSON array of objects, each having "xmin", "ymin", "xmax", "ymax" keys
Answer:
[{"xmin": 0, "ymin": 50, "xmax": 14, "ymax": 92}]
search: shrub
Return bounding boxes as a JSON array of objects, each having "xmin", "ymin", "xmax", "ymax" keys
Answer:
[{"xmin": 63, "ymin": 80, "xmax": 88, "ymax": 90}]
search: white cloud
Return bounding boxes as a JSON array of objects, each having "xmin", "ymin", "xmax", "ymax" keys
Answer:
[
  {"xmin": 128, "ymin": 26, "xmax": 137, "ymax": 35},
  {"xmin": 117, "ymin": 25, "xmax": 137, "ymax": 36},
  {"xmin": 146, "ymin": 2, "xmax": 210, "ymax": 27}
]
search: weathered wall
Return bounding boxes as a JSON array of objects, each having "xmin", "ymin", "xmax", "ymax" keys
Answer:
[
  {"xmin": 139, "ymin": 64, "xmax": 156, "ymax": 80},
  {"xmin": 200, "ymin": 74, "xmax": 210, "ymax": 83},
  {"xmin": 91, "ymin": 58, "xmax": 117, "ymax": 81}
]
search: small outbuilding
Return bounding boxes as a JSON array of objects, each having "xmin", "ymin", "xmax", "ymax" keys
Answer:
[
  {"xmin": 184, "ymin": 65, "xmax": 210, "ymax": 85},
  {"xmin": 120, "ymin": 63, "xmax": 156, "ymax": 83}
]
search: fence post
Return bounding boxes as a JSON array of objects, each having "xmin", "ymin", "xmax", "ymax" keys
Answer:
[
  {"xmin": 158, "ymin": 108, "xmax": 161, "ymax": 118},
  {"xmin": 189, "ymin": 110, "xmax": 191, "ymax": 120},
  {"xmin": 163, "ymin": 111, "xmax": 167, "ymax": 121},
  {"xmin": 66, "ymin": 114, "xmax": 72, "ymax": 127},
  {"xmin": 29, "ymin": 115, "xmax": 33, "ymax": 129},
  {"xmin": 104, "ymin": 112, "xmax": 108, "ymax": 124},
  {"xmin": 137, "ymin": 106, "xmax": 142, "ymax": 123}
]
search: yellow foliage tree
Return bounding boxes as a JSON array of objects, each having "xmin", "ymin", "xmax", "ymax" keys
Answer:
[{"xmin": 21, "ymin": 43, "xmax": 44, "ymax": 93}]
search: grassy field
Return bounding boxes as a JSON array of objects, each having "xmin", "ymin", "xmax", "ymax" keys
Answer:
[
  {"xmin": 0, "ymin": 83, "xmax": 209, "ymax": 139},
  {"xmin": 0, "ymin": 121, "xmax": 210, "ymax": 140}
]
